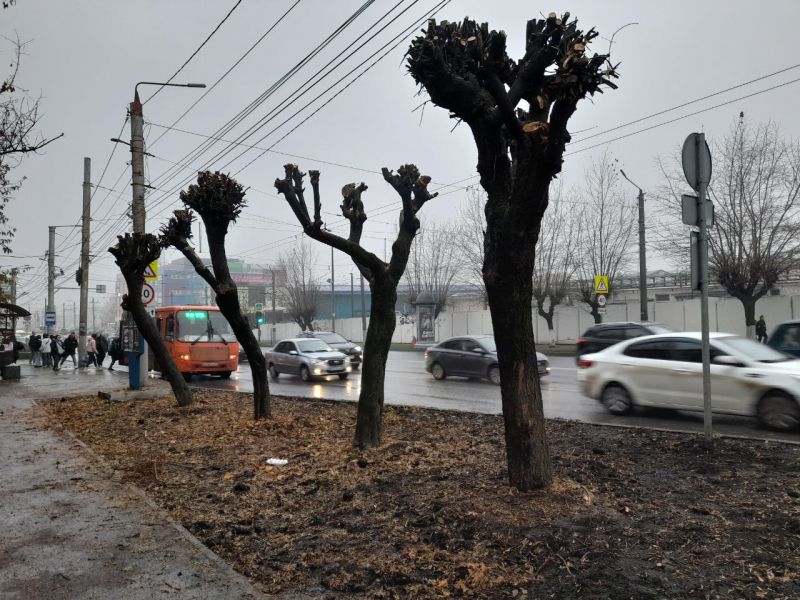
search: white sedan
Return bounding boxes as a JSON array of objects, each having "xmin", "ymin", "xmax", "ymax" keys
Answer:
[{"xmin": 577, "ymin": 332, "xmax": 800, "ymax": 431}]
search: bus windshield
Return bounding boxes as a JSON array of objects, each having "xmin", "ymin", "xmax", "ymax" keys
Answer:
[{"xmin": 176, "ymin": 310, "xmax": 236, "ymax": 343}]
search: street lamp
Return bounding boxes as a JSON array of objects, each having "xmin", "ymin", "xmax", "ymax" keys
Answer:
[
  {"xmin": 620, "ymin": 169, "xmax": 648, "ymax": 321},
  {"xmin": 125, "ymin": 81, "xmax": 205, "ymax": 388}
]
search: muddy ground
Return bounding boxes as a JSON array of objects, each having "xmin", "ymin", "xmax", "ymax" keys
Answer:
[{"xmin": 42, "ymin": 391, "xmax": 799, "ymax": 599}]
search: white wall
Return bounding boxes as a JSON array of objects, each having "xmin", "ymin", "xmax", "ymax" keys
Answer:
[{"xmin": 259, "ymin": 317, "xmax": 418, "ymax": 346}]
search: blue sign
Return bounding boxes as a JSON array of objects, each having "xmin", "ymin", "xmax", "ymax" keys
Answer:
[{"xmin": 45, "ymin": 310, "xmax": 56, "ymax": 326}]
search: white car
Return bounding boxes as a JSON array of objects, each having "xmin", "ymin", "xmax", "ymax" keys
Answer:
[{"xmin": 577, "ymin": 332, "xmax": 800, "ymax": 431}]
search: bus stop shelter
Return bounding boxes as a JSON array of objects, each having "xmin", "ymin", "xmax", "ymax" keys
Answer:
[{"xmin": 0, "ymin": 302, "xmax": 30, "ymax": 371}]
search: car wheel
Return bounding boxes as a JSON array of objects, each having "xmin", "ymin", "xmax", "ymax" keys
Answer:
[
  {"xmin": 182, "ymin": 372, "xmax": 193, "ymax": 382},
  {"xmin": 220, "ymin": 371, "xmax": 232, "ymax": 380},
  {"xmin": 300, "ymin": 365, "xmax": 312, "ymax": 382},
  {"xmin": 601, "ymin": 384, "xmax": 633, "ymax": 415},
  {"xmin": 338, "ymin": 373, "xmax": 349, "ymax": 380},
  {"xmin": 488, "ymin": 365, "xmax": 501, "ymax": 385},
  {"xmin": 758, "ymin": 391, "xmax": 800, "ymax": 431},
  {"xmin": 431, "ymin": 362, "xmax": 446, "ymax": 380},
  {"xmin": 268, "ymin": 364, "xmax": 279, "ymax": 379}
]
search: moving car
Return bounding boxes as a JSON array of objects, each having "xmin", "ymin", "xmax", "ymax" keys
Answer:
[
  {"xmin": 424, "ymin": 335, "xmax": 549, "ymax": 384},
  {"xmin": 576, "ymin": 322, "xmax": 672, "ymax": 360},
  {"xmin": 577, "ymin": 332, "xmax": 800, "ymax": 431},
  {"xmin": 264, "ymin": 337, "xmax": 351, "ymax": 382},
  {"xmin": 767, "ymin": 320, "xmax": 800, "ymax": 358},
  {"xmin": 297, "ymin": 330, "xmax": 362, "ymax": 369}
]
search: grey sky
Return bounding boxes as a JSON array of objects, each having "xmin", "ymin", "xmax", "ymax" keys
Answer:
[{"xmin": 4, "ymin": 0, "xmax": 800, "ymax": 319}]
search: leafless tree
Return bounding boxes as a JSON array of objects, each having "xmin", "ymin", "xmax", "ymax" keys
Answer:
[
  {"xmin": 404, "ymin": 219, "xmax": 462, "ymax": 318},
  {"xmin": 275, "ymin": 163, "xmax": 437, "ymax": 448},
  {"xmin": 533, "ymin": 183, "xmax": 579, "ymax": 344},
  {"xmin": 456, "ymin": 186, "xmax": 488, "ymax": 304},
  {"xmin": 277, "ymin": 240, "xmax": 321, "ymax": 332},
  {"xmin": 407, "ymin": 14, "xmax": 618, "ymax": 489},
  {"xmin": 653, "ymin": 116, "xmax": 800, "ymax": 337},
  {"xmin": 109, "ymin": 233, "xmax": 192, "ymax": 407},
  {"xmin": 161, "ymin": 171, "xmax": 270, "ymax": 419},
  {"xmin": 574, "ymin": 153, "xmax": 636, "ymax": 324}
]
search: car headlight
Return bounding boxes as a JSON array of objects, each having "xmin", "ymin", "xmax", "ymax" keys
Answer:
[
  {"xmin": 311, "ymin": 358, "xmax": 326, "ymax": 365},
  {"xmin": 353, "ymin": 346, "xmax": 362, "ymax": 352}
]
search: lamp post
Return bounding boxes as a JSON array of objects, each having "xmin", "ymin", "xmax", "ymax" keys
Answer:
[
  {"xmin": 620, "ymin": 169, "xmax": 648, "ymax": 321},
  {"xmin": 125, "ymin": 81, "xmax": 205, "ymax": 387}
]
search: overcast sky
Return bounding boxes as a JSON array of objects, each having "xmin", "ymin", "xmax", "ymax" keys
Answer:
[{"xmin": 4, "ymin": 0, "xmax": 800, "ymax": 319}]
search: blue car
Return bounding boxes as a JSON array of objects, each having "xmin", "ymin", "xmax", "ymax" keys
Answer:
[{"xmin": 767, "ymin": 320, "xmax": 800, "ymax": 358}]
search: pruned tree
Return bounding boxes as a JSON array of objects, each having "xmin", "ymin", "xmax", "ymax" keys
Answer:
[
  {"xmin": 275, "ymin": 163, "xmax": 437, "ymax": 448},
  {"xmin": 277, "ymin": 240, "xmax": 321, "ymax": 332},
  {"xmin": 404, "ymin": 219, "xmax": 462, "ymax": 317},
  {"xmin": 407, "ymin": 14, "xmax": 618, "ymax": 489},
  {"xmin": 161, "ymin": 171, "xmax": 270, "ymax": 419},
  {"xmin": 533, "ymin": 183, "xmax": 579, "ymax": 344},
  {"xmin": 574, "ymin": 153, "xmax": 635, "ymax": 323},
  {"xmin": 109, "ymin": 233, "xmax": 192, "ymax": 406},
  {"xmin": 653, "ymin": 116, "xmax": 800, "ymax": 337},
  {"xmin": 456, "ymin": 186, "xmax": 488, "ymax": 304}
]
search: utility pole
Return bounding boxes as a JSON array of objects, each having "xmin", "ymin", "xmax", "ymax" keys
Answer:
[
  {"xmin": 360, "ymin": 273, "xmax": 367, "ymax": 344},
  {"xmin": 620, "ymin": 169, "xmax": 648, "ymax": 321},
  {"xmin": 72, "ymin": 302, "xmax": 76, "ymax": 331},
  {"xmin": 10, "ymin": 268, "xmax": 17, "ymax": 304},
  {"xmin": 47, "ymin": 226, "xmax": 55, "ymax": 334},
  {"xmin": 130, "ymin": 89, "xmax": 148, "ymax": 386},
  {"xmin": 350, "ymin": 272, "xmax": 354, "ymax": 320},
  {"xmin": 62, "ymin": 303, "xmax": 66, "ymax": 331},
  {"xmin": 330, "ymin": 246, "xmax": 335, "ymax": 332},
  {"xmin": 270, "ymin": 268, "xmax": 276, "ymax": 346},
  {"xmin": 92, "ymin": 297, "xmax": 96, "ymax": 330},
  {"xmin": 78, "ymin": 157, "xmax": 91, "ymax": 366}
]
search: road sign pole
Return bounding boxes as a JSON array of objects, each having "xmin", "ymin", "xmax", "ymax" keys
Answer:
[{"xmin": 696, "ymin": 133, "xmax": 713, "ymax": 443}]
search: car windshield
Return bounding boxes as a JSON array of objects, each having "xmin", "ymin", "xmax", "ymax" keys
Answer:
[
  {"xmin": 316, "ymin": 332, "xmax": 347, "ymax": 344},
  {"xmin": 717, "ymin": 336, "xmax": 793, "ymax": 363},
  {"xmin": 176, "ymin": 310, "xmax": 236, "ymax": 343},
  {"xmin": 646, "ymin": 324, "xmax": 673, "ymax": 334},
  {"xmin": 297, "ymin": 339, "xmax": 334, "ymax": 353},
  {"xmin": 476, "ymin": 337, "xmax": 496, "ymax": 352}
]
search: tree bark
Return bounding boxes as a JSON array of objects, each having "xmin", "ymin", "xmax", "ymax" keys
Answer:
[
  {"xmin": 353, "ymin": 274, "xmax": 396, "ymax": 448},
  {"xmin": 122, "ymin": 274, "xmax": 192, "ymax": 407},
  {"xmin": 740, "ymin": 296, "xmax": 757, "ymax": 340}
]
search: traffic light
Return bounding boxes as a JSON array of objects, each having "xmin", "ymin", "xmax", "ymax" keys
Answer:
[{"xmin": 255, "ymin": 310, "xmax": 265, "ymax": 325}]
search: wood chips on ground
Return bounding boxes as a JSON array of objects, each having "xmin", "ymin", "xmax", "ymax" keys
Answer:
[{"xmin": 42, "ymin": 390, "xmax": 800, "ymax": 599}]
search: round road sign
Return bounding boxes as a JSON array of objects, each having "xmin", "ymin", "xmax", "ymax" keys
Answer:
[
  {"xmin": 142, "ymin": 282, "xmax": 155, "ymax": 305},
  {"xmin": 597, "ymin": 294, "xmax": 607, "ymax": 307},
  {"xmin": 681, "ymin": 132, "xmax": 712, "ymax": 192}
]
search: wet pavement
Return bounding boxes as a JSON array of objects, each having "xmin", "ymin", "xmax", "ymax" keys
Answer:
[{"xmin": 0, "ymin": 363, "xmax": 271, "ymax": 599}]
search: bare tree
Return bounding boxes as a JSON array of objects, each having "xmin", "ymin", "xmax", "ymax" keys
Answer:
[
  {"xmin": 275, "ymin": 163, "xmax": 437, "ymax": 448},
  {"xmin": 109, "ymin": 233, "xmax": 192, "ymax": 406},
  {"xmin": 533, "ymin": 184, "xmax": 579, "ymax": 344},
  {"xmin": 456, "ymin": 186, "xmax": 487, "ymax": 304},
  {"xmin": 277, "ymin": 240, "xmax": 321, "ymax": 332},
  {"xmin": 654, "ymin": 116, "xmax": 800, "ymax": 337},
  {"xmin": 408, "ymin": 14, "xmax": 618, "ymax": 489},
  {"xmin": 574, "ymin": 153, "xmax": 636, "ymax": 324},
  {"xmin": 404, "ymin": 219, "xmax": 462, "ymax": 317},
  {"xmin": 161, "ymin": 171, "xmax": 270, "ymax": 419}
]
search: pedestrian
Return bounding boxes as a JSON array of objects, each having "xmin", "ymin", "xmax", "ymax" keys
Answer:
[
  {"xmin": 108, "ymin": 337, "xmax": 123, "ymax": 371},
  {"xmin": 49, "ymin": 335, "xmax": 61, "ymax": 371},
  {"xmin": 86, "ymin": 334, "xmax": 98, "ymax": 367},
  {"xmin": 29, "ymin": 332, "xmax": 42, "ymax": 367},
  {"xmin": 60, "ymin": 331, "xmax": 78, "ymax": 367},
  {"xmin": 756, "ymin": 315, "xmax": 768, "ymax": 344},
  {"xmin": 27, "ymin": 334, "xmax": 34, "ymax": 364},
  {"xmin": 41, "ymin": 335, "xmax": 51, "ymax": 368},
  {"xmin": 95, "ymin": 332, "xmax": 108, "ymax": 367}
]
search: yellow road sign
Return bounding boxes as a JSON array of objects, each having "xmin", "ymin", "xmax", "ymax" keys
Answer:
[
  {"xmin": 594, "ymin": 275, "xmax": 609, "ymax": 295},
  {"xmin": 144, "ymin": 260, "xmax": 158, "ymax": 281}
]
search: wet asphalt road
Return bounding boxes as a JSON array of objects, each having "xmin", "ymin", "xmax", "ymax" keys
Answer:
[{"xmin": 189, "ymin": 351, "xmax": 800, "ymax": 444}]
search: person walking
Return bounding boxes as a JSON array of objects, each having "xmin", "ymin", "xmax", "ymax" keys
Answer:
[
  {"xmin": 49, "ymin": 335, "xmax": 61, "ymax": 371},
  {"xmin": 41, "ymin": 335, "xmax": 51, "ymax": 368},
  {"xmin": 60, "ymin": 332, "xmax": 78, "ymax": 367},
  {"xmin": 108, "ymin": 337, "xmax": 123, "ymax": 371},
  {"xmin": 756, "ymin": 315, "xmax": 768, "ymax": 344},
  {"xmin": 86, "ymin": 335, "xmax": 98, "ymax": 367},
  {"xmin": 27, "ymin": 334, "xmax": 34, "ymax": 364},
  {"xmin": 95, "ymin": 332, "xmax": 108, "ymax": 367},
  {"xmin": 29, "ymin": 333, "xmax": 42, "ymax": 367}
]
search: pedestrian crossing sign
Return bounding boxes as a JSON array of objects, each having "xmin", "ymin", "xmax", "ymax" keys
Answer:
[
  {"xmin": 144, "ymin": 260, "xmax": 158, "ymax": 281},
  {"xmin": 594, "ymin": 275, "xmax": 609, "ymax": 294}
]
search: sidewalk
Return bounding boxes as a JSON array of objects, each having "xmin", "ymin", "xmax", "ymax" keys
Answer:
[{"xmin": 0, "ymin": 364, "xmax": 268, "ymax": 599}]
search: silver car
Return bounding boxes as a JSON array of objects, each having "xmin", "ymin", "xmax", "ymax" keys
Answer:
[{"xmin": 265, "ymin": 338, "xmax": 352, "ymax": 382}]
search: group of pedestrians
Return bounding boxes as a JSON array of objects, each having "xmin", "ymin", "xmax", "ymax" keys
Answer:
[{"xmin": 27, "ymin": 331, "xmax": 124, "ymax": 371}]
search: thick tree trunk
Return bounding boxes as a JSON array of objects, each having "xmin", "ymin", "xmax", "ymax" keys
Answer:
[
  {"xmin": 590, "ymin": 301, "xmax": 602, "ymax": 324},
  {"xmin": 124, "ymin": 276, "xmax": 192, "ymax": 407},
  {"xmin": 207, "ymin": 236, "xmax": 270, "ymax": 419},
  {"xmin": 484, "ymin": 217, "xmax": 552, "ymax": 491},
  {"xmin": 353, "ymin": 275, "xmax": 396, "ymax": 448},
  {"xmin": 740, "ymin": 297, "xmax": 756, "ymax": 339}
]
